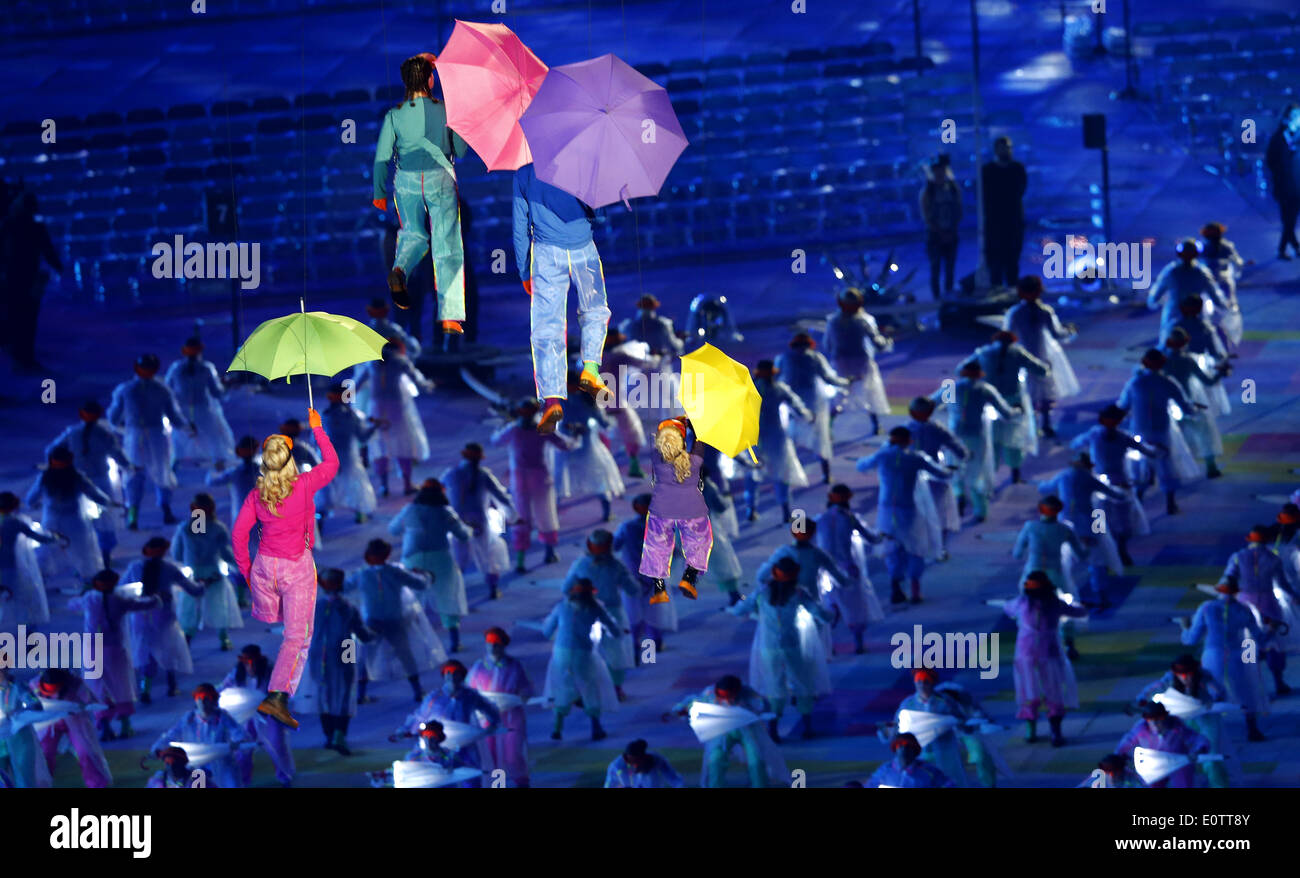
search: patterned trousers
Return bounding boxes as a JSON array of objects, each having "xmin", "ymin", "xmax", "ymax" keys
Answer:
[{"xmin": 638, "ymin": 513, "xmax": 712, "ymax": 579}]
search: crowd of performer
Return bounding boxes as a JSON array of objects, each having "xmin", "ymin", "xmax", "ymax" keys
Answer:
[{"xmin": 1, "ymin": 204, "xmax": 1294, "ymax": 790}]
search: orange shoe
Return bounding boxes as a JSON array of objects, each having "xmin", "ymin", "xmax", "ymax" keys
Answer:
[
  {"xmin": 441, "ymin": 320, "xmax": 464, "ymax": 335},
  {"xmin": 679, "ymin": 566, "xmax": 700, "ymax": 599},
  {"xmin": 578, "ymin": 370, "xmax": 608, "ymax": 396},
  {"xmin": 648, "ymin": 579, "xmax": 670, "ymax": 605},
  {"xmin": 537, "ymin": 402, "xmax": 563, "ymax": 434}
]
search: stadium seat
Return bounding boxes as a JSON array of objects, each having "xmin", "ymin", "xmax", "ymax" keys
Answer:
[
  {"xmin": 84, "ymin": 111, "xmax": 125, "ymax": 130},
  {"xmin": 125, "ymin": 107, "xmax": 166, "ymax": 125},
  {"xmin": 167, "ymin": 103, "xmax": 207, "ymax": 121}
]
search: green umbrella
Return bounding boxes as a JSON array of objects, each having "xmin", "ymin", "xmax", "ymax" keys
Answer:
[{"xmin": 227, "ymin": 298, "xmax": 388, "ymax": 408}]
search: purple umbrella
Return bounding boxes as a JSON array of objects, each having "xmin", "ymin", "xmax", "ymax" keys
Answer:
[{"xmin": 518, "ymin": 53, "xmax": 688, "ymax": 209}]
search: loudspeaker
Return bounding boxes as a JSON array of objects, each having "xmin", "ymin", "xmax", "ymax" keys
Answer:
[{"xmin": 1082, "ymin": 113, "xmax": 1107, "ymax": 149}]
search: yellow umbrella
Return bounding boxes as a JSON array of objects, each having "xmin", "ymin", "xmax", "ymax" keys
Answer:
[{"xmin": 679, "ymin": 343, "xmax": 761, "ymax": 462}]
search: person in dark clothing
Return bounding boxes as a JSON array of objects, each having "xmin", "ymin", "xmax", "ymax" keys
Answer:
[
  {"xmin": 1265, "ymin": 104, "xmax": 1300, "ymax": 260},
  {"xmin": 981, "ymin": 136, "xmax": 1029, "ymax": 288},
  {"xmin": 2, "ymin": 191, "xmax": 62, "ymax": 369},
  {"xmin": 919, "ymin": 154, "xmax": 962, "ymax": 300}
]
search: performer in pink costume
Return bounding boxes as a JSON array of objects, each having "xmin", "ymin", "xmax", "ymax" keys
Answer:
[
  {"xmin": 232, "ymin": 409, "xmax": 338, "ymax": 729},
  {"xmin": 490, "ymin": 400, "xmax": 574, "ymax": 573},
  {"xmin": 31, "ymin": 668, "xmax": 112, "ymax": 788},
  {"xmin": 466, "ymin": 627, "xmax": 534, "ymax": 787}
]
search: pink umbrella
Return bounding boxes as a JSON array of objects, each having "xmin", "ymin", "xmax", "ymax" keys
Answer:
[{"xmin": 436, "ymin": 20, "xmax": 547, "ymax": 172}]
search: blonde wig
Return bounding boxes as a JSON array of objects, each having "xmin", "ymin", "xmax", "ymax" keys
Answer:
[
  {"xmin": 257, "ymin": 434, "xmax": 299, "ymax": 516},
  {"xmin": 655, "ymin": 421, "xmax": 692, "ymax": 483}
]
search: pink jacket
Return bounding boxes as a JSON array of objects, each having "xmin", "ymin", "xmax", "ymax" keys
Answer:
[{"xmin": 232, "ymin": 425, "xmax": 338, "ymax": 579}]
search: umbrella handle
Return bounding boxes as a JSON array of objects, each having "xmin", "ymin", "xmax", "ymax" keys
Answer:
[
  {"xmin": 746, "ymin": 447, "xmax": 757, "ymax": 464},
  {"xmin": 300, "ymin": 297, "xmax": 314, "ymax": 411}
]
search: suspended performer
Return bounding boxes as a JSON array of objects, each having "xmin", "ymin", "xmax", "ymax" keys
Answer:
[
  {"xmin": 231, "ymin": 408, "xmax": 338, "ymax": 729},
  {"xmin": 513, "ymin": 161, "xmax": 610, "ymax": 433},
  {"xmin": 372, "ymin": 54, "xmax": 468, "ymax": 335},
  {"xmin": 639, "ymin": 417, "xmax": 713, "ymax": 605}
]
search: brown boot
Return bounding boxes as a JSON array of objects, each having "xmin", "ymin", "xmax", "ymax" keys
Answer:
[
  {"xmin": 387, "ymin": 268, "xmax": 411, "ymax": 310},
  {"xmin": 257, "ymin": 691, "xmax": 299, "ymax": 729},
  {"xmin": 537, "ymin": 402, "xmax": 563, "ymax": 434}
]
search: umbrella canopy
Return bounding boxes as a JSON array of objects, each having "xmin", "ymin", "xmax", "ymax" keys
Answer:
[
  {"xmin": 687, "ymin": 702, "xmax": 773, "ymax": 743},
  {"xmin": 227, "ymin": 302, "xmax": 388, "ymax": 407},
  {"xmin": 896, "ymin": 709, "xmax": 960, "ymax": 748},
  {"xmin": 437, "ymin": 20, "xmax": 548, "ymax": 171},
  {"xmin": 679, "ymin": 343, "xmax": 761, "ymax": 460},
  {"xmin": 392, "ymin": 759, "xmax": 483, "ymax": 789},
  {"xmin": 519, "ymin": 53, "xmax": 688, "ymax": 209}
]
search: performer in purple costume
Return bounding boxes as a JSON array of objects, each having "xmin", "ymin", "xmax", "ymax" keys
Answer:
[{"xmin": 638, "ymin": 417, "xmax": 713, "ymax": 605}]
